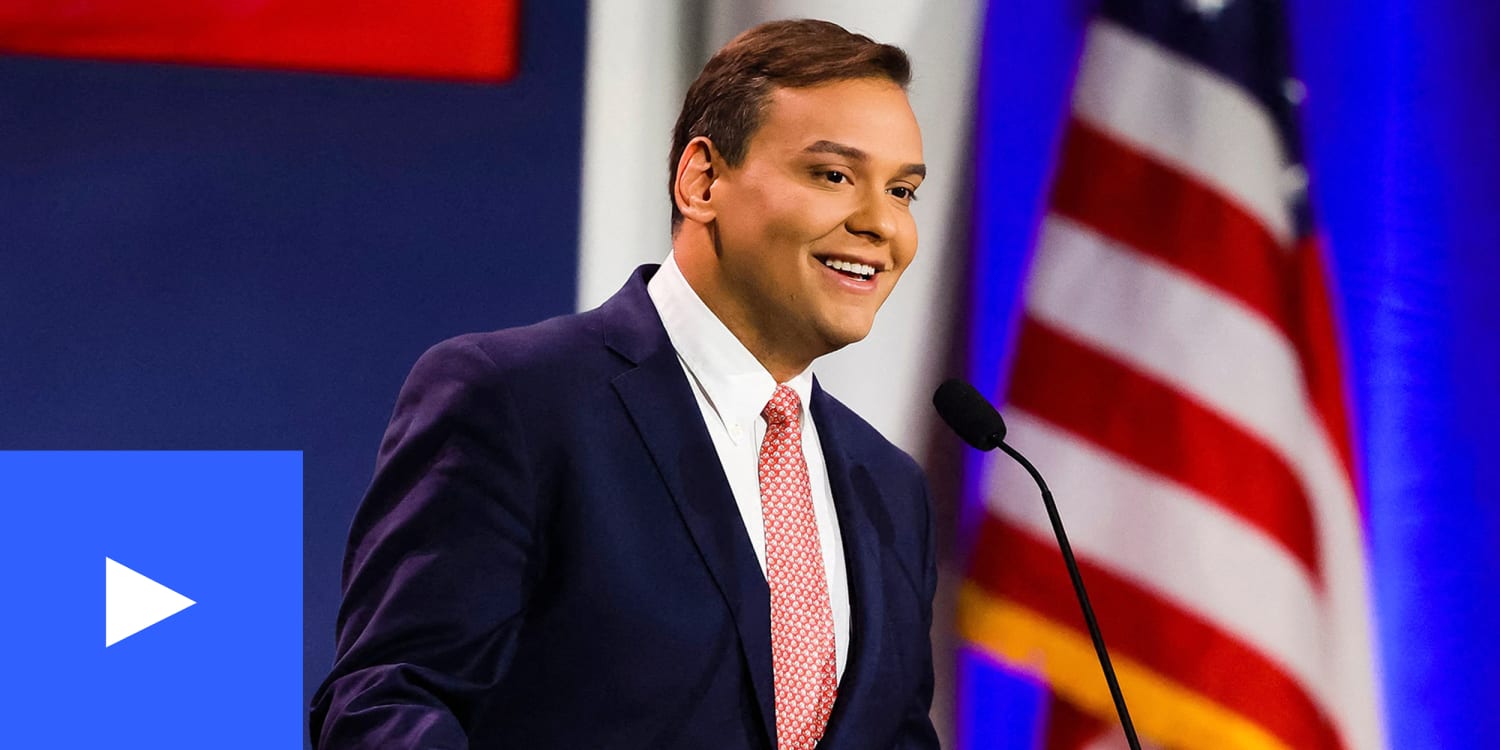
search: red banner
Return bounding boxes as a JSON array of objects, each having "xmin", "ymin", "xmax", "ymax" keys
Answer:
[{"xmin": 0, "ymin": 0, "xmax": 519, "ymax": 81}]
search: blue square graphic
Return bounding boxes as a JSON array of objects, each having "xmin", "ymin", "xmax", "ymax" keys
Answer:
[{"xmin": 0, "ymin": 452, "xmax": 302, "ymax": 749}]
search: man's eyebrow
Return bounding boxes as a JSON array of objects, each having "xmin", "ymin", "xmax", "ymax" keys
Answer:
[
  {"xmin": 803, "ymin": 140, "xmax": 867, "ymax": 161},
  {"xmin": 802, "ymin": 140, "xmax": 926, "ymax": 179}
]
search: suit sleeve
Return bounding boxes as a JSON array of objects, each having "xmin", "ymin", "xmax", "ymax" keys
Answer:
[
  {"xmin": 896, "ymin": 473, "xmax": 942, "ymax": 749},
  {"xmin": 310, "ymin": 337, "xmax": 541, "ymax": 749}
]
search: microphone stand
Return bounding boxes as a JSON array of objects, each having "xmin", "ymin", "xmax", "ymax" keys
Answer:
[{"xmin": 999, "ymin": 441, "xmax": 1142, "ymax": 750}]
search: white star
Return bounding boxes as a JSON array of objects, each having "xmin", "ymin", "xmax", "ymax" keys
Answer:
[
  {"xmin": 1283, "ymin": 78, "xmax": 1309, "ymax": 105},
  {"xmin": 1280, "ymin": 164, "xmax": 1309, "ymax": 199},
  {"xmin": 1187, "ymin": 0, "xmax": 1231, "ymax": 18}
]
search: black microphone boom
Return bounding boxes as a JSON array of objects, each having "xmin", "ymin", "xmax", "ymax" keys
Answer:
[{"xmin": 933, "ymin": 378, "xmax": 1143, "ymax": 750}]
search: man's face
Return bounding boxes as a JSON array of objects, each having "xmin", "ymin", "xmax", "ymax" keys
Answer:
[{"xmin": 704, "ymin": 77, "xmax": 924, "ymax": 366}]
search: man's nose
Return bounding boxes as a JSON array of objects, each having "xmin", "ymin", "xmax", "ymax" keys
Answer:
[{"xmin": 845, "ymin": 188, "xmax": 897, "ymax": 243}]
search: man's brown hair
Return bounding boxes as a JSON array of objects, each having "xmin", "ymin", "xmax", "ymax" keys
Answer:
[{"xmin": 668, "ymin": 19, "xmax": 912, "ymax": 229}]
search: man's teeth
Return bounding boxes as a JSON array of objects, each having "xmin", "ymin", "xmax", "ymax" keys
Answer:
[{"xmin": 822, "ymin": 258, "xmax": 877, "ymax": 279}]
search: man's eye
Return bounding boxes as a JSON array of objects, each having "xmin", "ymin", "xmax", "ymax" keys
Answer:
[
  {"xmin": 823, "ymin": 170, "xmax": 850, "ymax": 184},
  {"xmin": 889, "ymin": 186, "xmax": 918, "ymax": 201}
]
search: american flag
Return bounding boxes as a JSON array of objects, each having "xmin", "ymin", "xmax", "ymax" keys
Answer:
[{"xmin": 959, "ymin": 1, "xmax": 1384, "ymax": 748}]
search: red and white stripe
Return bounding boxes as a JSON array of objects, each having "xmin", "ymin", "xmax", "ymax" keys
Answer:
[{"xmin": 973, "ymin": 19, "xmax": 1383, "ymax": 750}]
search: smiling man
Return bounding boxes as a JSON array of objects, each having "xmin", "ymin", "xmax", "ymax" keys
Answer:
[{"xmin": 312, "ymin": 20, "xmax": 939, "ymax": 750}]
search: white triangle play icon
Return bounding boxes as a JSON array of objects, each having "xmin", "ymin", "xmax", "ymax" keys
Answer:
[{"xmin": 105, "ymin": 557, "xmax": 196, "ymax": 647}]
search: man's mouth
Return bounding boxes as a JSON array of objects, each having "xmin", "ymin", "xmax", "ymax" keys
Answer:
[{"xmin": 820, "ymin": 257, "xmax": 877, "ymax": 281}]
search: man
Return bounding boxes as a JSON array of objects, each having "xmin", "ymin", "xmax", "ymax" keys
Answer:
[{"xmin": 312, "ymin": 19, "xmax": 938, "ymax": 749}]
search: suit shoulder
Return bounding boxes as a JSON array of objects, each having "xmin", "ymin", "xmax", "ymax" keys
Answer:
[
  {"xmin": 408, "ymin": 305, "xmax": 625, "ymax": 390},
  {"xmin": 434, "ymin": 308, "xmax": 608, "ymax": 372},
  {"xmin": 390, "ymin": 311, "xmax": 621, "ymax": 430}
]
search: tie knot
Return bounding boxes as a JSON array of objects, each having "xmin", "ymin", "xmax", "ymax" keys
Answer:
[{"xmin": 762, "ymin": 385, "xmax": 802, "ymax": 427}]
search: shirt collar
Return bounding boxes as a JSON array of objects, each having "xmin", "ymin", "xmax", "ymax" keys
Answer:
[{"xmin": 648, "ymin": 252, "xmax": 814, "ymax": 445}]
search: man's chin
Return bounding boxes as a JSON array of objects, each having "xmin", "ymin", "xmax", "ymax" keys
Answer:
[{"xmin": 816, "ymin": 322, "xmax": 876, "ymax": 355}]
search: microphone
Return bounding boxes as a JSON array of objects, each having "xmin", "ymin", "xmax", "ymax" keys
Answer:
[{"xmin": 933, "ymin": 378, "xmax": 1143, "ymax": 750}]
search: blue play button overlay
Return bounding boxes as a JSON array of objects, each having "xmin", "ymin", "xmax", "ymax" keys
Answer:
[
  {"xmin": 105, "ymin": 556, "xmax": 197, "ymax": 647},
  {"xmin": 0, "ymin": 452, "xmax": 302, "ymax": 749}
]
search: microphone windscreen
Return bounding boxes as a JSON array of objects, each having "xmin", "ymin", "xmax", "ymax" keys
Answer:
[{"xmin": 932, "ymin": 378, "xmax": 1007, "ymax": 450}]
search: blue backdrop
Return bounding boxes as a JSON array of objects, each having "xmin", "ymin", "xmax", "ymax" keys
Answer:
[
  {"xmin": 1, "ymin": 1, "xmax": 1494, "ymax": 747},
  {"xmin": 0, "ymin": 3, "xmax": 585, "ymax": 744}
]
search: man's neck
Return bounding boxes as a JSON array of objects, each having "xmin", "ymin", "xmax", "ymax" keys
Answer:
[{"xmin": 670, "ymin": 238, "xmax": 817, "ymax": 384}]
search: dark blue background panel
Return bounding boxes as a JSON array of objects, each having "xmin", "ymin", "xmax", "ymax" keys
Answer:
[{"xmin": 0, "ymin": 2, "xmax": 587, "ymax": 743}]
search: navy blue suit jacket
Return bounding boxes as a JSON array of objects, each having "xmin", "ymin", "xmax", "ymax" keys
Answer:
[{"xmin": 311, "ymin": 267, "xmax": 940, "ymax": 749}]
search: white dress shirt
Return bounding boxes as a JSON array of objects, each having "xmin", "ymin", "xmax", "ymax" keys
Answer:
[{"xmin": 647, "ymin": 252, "xmax": 850, "ymax": 679}]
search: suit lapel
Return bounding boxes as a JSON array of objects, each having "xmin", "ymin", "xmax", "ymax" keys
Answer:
[
  {"xmin": 601, "ymin": 269, "xmax": 778, "ymax": 745},
  {"xmin": 809, "ymin": 384, "xmax": 887, "ymax": 749}
]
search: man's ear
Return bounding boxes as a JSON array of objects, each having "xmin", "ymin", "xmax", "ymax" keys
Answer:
[{"xmin": 673, "ymin": 136, "xmax": 720, "ymax": 226}]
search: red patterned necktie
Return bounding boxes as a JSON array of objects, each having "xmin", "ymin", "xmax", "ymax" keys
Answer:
[{"xmin": 759, "ymin": 385, "xmax": 838, "ymax": 749}]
